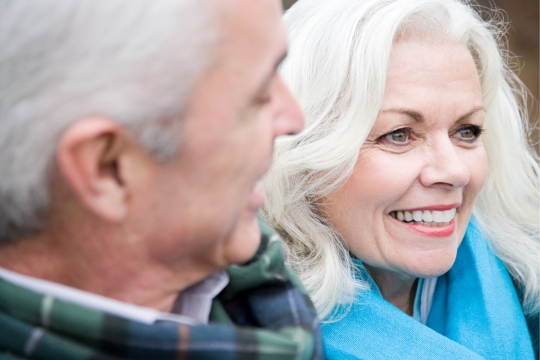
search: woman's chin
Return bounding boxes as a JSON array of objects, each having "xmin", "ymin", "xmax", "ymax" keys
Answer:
[{"xmin": 407, "ymin": 252, "xmax": 458, "ymax": 279}]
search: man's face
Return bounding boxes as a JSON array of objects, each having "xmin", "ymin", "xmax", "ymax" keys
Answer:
[{"xmin": 135, "ymin": 0, "xmax": 303, "ymax": 277}]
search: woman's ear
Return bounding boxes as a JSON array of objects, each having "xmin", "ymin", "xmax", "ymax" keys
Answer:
[{"xmin": 56, "ymin": 117, "xmax": 131, "ymax": 222}]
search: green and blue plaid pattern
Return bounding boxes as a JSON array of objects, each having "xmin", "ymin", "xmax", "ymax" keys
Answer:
[{"xmin": 0, "ymin": 219, "xmax": 323, "ymax": 360}]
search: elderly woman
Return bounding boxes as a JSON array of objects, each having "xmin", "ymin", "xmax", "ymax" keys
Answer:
[{"xmin": 262, "ymin": 0, "xmax": 539, "ymax": 358}]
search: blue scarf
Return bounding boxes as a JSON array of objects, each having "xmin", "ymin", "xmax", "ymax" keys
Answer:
[{"xmin": 322, "ymin": 217, "xmax": 535, "ymax": 359}]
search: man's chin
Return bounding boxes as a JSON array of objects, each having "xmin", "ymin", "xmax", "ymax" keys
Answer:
[
  {"xmin": 224, "ymin": 211, "xmax": 261, "ymax": 266},
  {"xmin": 247, "ymin": 180, "xmax": 265, "ymax": 213}
]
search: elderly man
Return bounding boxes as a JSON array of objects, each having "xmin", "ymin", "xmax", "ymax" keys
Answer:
[{"xmin": 0, "ymin": 0, "xmax": 323, "ymax": 358}]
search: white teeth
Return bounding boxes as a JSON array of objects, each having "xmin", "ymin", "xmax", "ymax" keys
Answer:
[
  {"xmin": 404, "ymin": 211, "xmax": 413, "ymax": 222},
  {"xmin": 412, "ymin": 211, "xmax": 423, "ymax": 221},
  {"xmin": 443, "ymin": 208, "xmax": 456, "ymax": 222},
  {"xmin": 432, "ymin": 211, "xmax": 444, "ymax": 222},
  {"xmin": 392, "ymin": 208, "xmax": 457, "ymax": 225}
]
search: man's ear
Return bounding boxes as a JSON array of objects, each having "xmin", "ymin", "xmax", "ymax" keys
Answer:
[{"xmin": 57, "ymin": 117, "xmax": 132, "ymax": 222}]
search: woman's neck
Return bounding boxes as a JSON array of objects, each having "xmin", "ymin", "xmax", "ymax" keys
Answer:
[{"xmin": 364, "ymin": 264, "xmax": 419, "ymax": 316}]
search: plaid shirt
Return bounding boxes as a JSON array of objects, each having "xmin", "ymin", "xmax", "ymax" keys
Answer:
[{"xmin": 0, "ymin": 220, "xmax": 324, "ymax": 360}]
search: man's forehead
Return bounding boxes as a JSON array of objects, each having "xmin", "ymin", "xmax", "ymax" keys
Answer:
[
  {"xmin": 214, "ymin": 0, "xmax": 287, "ymax": 82},
  {"xmin": 218, "ymin": 0, "xmax": 285, "ymax": 43}
]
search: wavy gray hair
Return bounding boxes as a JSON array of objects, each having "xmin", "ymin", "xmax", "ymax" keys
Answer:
[{"xmin": 262, "ymin": 0, "xmax": 539, "ymax": 320}]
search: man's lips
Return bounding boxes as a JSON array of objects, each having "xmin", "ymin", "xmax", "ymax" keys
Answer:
[{"xmin": 247, "ymin": 180, "xmax": 265, "ymax": 213}]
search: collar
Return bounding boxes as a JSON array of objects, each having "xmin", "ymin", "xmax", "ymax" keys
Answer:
[
  {"xmin": 412, "ymin": 277, "xmax": 438, "ymax": 324},
  {"xmin": 0, "ymin": 266, "xmax": 228, "ymax": 325}
]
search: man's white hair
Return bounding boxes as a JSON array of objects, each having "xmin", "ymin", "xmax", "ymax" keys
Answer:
[
  {"xmin": 0, "ymin": 0, "xmax": 217, "ymax": 241},
  {"xmin": 262, "ymin": 0, "xmax": 539, "ymax": 321}
]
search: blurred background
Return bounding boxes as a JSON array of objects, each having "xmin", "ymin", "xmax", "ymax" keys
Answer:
[{"xmin": 282, "ymin": 0, "xmax": 539, "ymax": 150}]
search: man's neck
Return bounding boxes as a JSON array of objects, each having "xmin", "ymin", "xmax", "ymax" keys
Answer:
[{"xmin": 0, "ymin": 228, "xmax": 209, "ymax": 313}]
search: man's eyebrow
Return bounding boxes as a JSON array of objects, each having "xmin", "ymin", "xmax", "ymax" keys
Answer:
[
  {"xmin": 381, "ymin": 106, "xmax": 485, "ymax": 123},
  {"xmin": 253, "ymin": 51, "xmax": 288, "ymax": 96},
  {"xmin": 275, "ymin": 51, "xmax": 288, "ymax": 70}
]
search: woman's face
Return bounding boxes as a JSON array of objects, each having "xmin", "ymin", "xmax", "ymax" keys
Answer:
[{"xmin": 319, "ymin": 39, "xmax": 488, "ymax": 282}]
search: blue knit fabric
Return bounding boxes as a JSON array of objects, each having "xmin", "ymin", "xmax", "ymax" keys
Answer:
[{"xmin": 323, "ymin": 217, "xmax": 534, "ymax": 359}]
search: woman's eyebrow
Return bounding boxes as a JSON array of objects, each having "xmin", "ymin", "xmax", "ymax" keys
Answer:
[
  {"xmin": 455, "ymin": 106, "xmax": 486, "ymax": 124},
  {"xmin": 381, "ymin": 106, "xmax": 485, "ymax": 123},
  {"xmin": 380, "ymin": 108, "xmax": 424, "ymax": 122}
]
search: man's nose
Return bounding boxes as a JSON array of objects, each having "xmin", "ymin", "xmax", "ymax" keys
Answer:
[
  {"xmin": 272, "ymin": 74, "xmax": 304, "ymax": 137},
  {"xmin": 418, "ymin": 137, "xmax": 470, "ymax": 190}
]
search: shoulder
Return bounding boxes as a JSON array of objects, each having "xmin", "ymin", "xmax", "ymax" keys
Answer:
[{"xmin": 211, "ymin": 218, "xmax": 324, "ymax": 359}]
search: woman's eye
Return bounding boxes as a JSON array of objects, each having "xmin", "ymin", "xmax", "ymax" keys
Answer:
[
  {"xmin": 454, "ymin": 125, "xmax": 484, "ymax": 141},
  {"xmin": 458, "ymin": 128, "xmax": 474, "ymax": 139},
  {"xmin": 388, "ymin": 130, "xmax": 408, "ymax": 142},
  {"xmin": 377, "ymin": 128, "xmax": 412, "ymax": 145}
]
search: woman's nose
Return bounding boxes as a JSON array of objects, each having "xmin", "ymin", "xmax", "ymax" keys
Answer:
[{"xmin": 418, "ymin": 137, "xmax": 470, "ymax": 190}]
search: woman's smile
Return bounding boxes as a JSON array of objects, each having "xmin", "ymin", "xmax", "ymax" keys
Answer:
[
  {"xmin": 389, "ymin": 212, "xmax": 456, "ymax": 237},
  {"xmin": 388, "ymin": 205, "xmax": 458, "ymax": 237},
  {"xmin": 390, "ymin": 207, "xmax": 456, "ymax": 225}
]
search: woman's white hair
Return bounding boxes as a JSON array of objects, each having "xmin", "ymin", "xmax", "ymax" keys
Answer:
[
  {"xmin": 0, "ymin": 0, "xmax": 217, "ymax": 241},
  {"xmin": 262, "ymin": 0, "xmax": 539, "ymax": 321}
]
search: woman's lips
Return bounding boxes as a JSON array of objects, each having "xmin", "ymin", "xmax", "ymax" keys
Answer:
[
  {"xmin": 392, "ymin": 216, "xmax": 456, "ymax": 237},
  {"xmin": 246, "ymin": 180, "xmax": 265, "ymax": 213}
]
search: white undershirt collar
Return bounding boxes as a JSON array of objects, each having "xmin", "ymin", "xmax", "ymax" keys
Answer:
[
  {"xmin": 0, "ymin": 267, "xmax": 229, "ymax": 325},
  {"xmin": 412, "ymin": 277, "xmax": 438, "ymax": 324}
]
